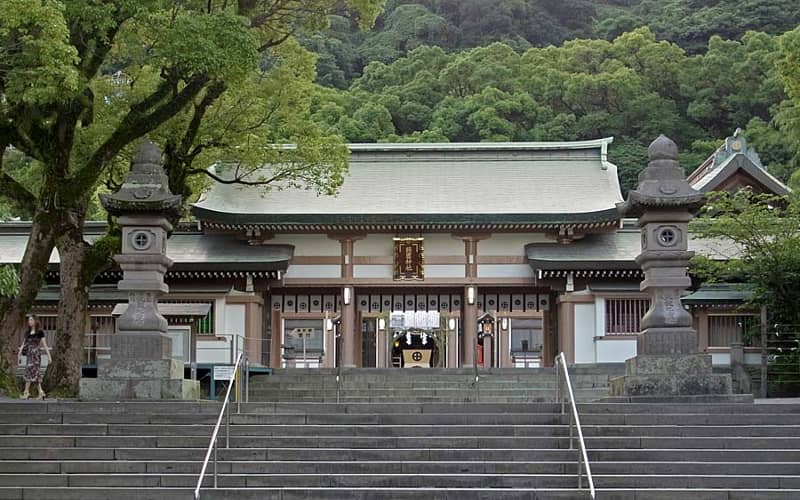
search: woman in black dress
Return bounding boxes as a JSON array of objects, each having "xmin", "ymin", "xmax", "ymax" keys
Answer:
[{"xmin": 19, "ymin": 315, "xmax": 51, "ymax": 400}]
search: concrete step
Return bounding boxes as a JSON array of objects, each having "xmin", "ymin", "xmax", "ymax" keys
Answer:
[
  {"xmin": 2, "ymin": 399, "xmax": 800, "ymax": 498},
  {"xmin": 3, "ymin": 487, "xmax": 800, "ymax": 500},
  {"xmin": 8, "ymin": 446, "xmax": 799, "ymax": 462},
  {"xmin": 3, "ymin": 473, "xmax": 800, "ymax": 489},
  {"xmin": 3, "ymin": 401, "xmax": 796, "ymax": 415},
  {"xmin": 4, "ymin": 423, "xmax": 798, "ymax": 438},
  {"xmin": 7, "ymin": 410, "xmax": 800, "ymax": 426},
  {"xmin": 5, "ymin": 459, "xmax": 799, "ymax": 475},
  {"xmin": 2, "ymin": 434, "xmax": 800, "ymax": 450}
]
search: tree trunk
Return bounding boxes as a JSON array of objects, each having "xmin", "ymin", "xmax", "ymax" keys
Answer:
[
  {"xmin": 43, "ymin": 227, "xmax": 89, "ymax": 394},
  {"xmin": 0, "ymin": 210, "xmax": 60, "ymax": 390}
]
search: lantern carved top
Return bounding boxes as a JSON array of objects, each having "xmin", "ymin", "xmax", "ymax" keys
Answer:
[
  {"xmin": 622, "ymin": 135, "xmax": 705, "ymax": 218},
  {"xmin": 100, "ymin": 141, "xmax": 182, "ymax": 217}
]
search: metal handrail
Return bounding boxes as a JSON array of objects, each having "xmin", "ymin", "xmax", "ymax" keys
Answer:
[
  {"xmin": 554, "ymin": 352, "xmax": 595, "ymax": 499},
  {"xmin": 194, "ymin": 351, "xmax": 244, "ymax": 500},
  {"xmin": 335, "ymin": 331, "xmax": 342, "ymax": 404},
  {"xmin": 472, "ymin": 341, "xmax": 480, "ymax": 402}
]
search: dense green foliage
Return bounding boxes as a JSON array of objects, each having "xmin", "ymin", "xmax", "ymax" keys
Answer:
[
  {"xmin": 306, "ymin": 28, "xmax": 800, "ymax": 192},
  {"xmin": 691, "ymin": 190, "xmax": 800, "ymax": 325},
  {"xmin": 0, "ymin": 0, "xmax": 384, "ymax": 392},
  {"xmin": 296, "ymin": 1, "xmax": 800, "ymax": 192},
  {"xmin": 305, "ymin": 0, "xmax": 800, "ymax": 87}
]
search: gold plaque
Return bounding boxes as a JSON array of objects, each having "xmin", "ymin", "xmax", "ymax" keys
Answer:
[{"xmin": 394, "ymin": 237, "xmax": 424, "ymax": 281}]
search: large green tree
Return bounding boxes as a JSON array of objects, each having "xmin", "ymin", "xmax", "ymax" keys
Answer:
[
  {"xmin": 0, "ymin": 0, "xmax": 383, "ymax": 394},
  {"xmin": 691, "ymin": 190, "xmax": 800, "ymax": 326}
]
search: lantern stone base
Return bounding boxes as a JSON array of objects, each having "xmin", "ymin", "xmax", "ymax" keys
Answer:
[
  {"xmin": 79, "ymin": 332, "xmax": 200, "ymax": 401},
  {"xmin": 636, "ymin": 327, "xmax": 698, "ymax": 356},
  {"xmin": 80, "ymin": 377, "xmax": 200, "ymax": 400},
  {"xmin": 609, "ymin": 353, "xmax": 734, "ymax": 400}
]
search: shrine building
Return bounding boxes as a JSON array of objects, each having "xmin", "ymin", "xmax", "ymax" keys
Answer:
[{"xmin": 0, "ymin": 131, "xmax": 789, "ymax": 372}]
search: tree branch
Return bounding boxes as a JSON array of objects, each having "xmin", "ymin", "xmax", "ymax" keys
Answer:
[
  {"xmin": 0, "ymin": 172, "xmax": 37, "ymax": 214},
  {"xmin": 75, "ymin": 75, "xmax": 211, "ymax": 194},
  {"xmin": 0, "ymin": 142, "xmax": 37, "ymax": 213},
  {"xmin": 189, "ymin": 167, "xmax": 282, "ymax": 186}
]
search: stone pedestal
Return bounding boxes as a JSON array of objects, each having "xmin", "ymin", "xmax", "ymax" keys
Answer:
[
  {"xmin": 80, "ymin": 333, "xmax": 200, "ymax": 400},
  {"xmin": 79, "ymin": 141, "xmax": 199, "ymax": 401},
  {"xmin": 610, "ymin": 135, "xmax": 733, "ymax": 401},
  {"xmin": 610, "ymin": 354, "xmax": 731, "ymax": 397}
]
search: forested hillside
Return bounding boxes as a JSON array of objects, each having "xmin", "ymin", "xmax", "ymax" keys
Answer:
[
  {"xmin": 304, "ymin": 0, "xmax": 800, "ymax": 87},
  {"xmin": 301, "ymin": 1, "xmax": 800, "ymax": 192}
]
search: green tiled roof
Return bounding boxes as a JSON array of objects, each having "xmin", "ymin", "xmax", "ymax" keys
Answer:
[
  {"xmin": 688, "ymin": 131, "xmax": 790, "ymax": 195},
  {"xmin": 526, "ymin": 229, "xmax": 740, "ymax": 270},
  {"xmin": 191, "ymin": 139, "xmax": 625, "ymax": 227},
  {"xmin": 0, "ymin": 231, "xmax": 293, "ymax": 271},
  {"xmin": 35, "ymin": 285, "xmax": 127, "ymax": 303},
  {"xmin": 682, "ymin": 284, "xmax": 753, "ymax": 305}
]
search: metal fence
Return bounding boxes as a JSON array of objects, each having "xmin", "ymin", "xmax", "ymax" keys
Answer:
[{"xmin": 762, "ymin": 324, "xmax": 800, "ymax": 397}]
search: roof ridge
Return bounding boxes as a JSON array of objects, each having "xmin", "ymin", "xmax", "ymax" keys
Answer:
[{"xmin": 346, "ymin": 138, "xmax": 614, "ymax": 152}]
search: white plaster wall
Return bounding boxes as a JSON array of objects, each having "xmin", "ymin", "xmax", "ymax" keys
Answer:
[
  {"xmin": 285, "ymin": 265, "xmax": 341, "ymax": 279},
  {"xmin": 479, "ymin": 233, "xmax": 550, "ymax": 256},
  {"xmin": 477, "ymin": 264, "xmax": 535, "ymax": 278},
  {"xmin": 224, "ymin": 303, "xmax": 246, "ymax": 337},
  {"xmin": 423, "ymin": 234, "xmax": 463, "ymax": 256},
  {"xmin": 574, "ymin": 303, "xmax": 596, "ymax": 364},
  {"xmin": 353, "ymin": 264, "xmax": 393, "ymax": 279},
  {"xmin": 594, "ymin": 297, "xmax": 606, "ymax": 337},
  {"xmin": 354, "ymin": 235, "xmax": 394, "ymax": 257},
  {"xmin": 596, "ymin": 339, "xmax": 637, "ymax": 363},
  {"xmin": 425, "ymin": 265, "xmax": 465, "ymax": 278},
  {"xmin": 194, "ymin": 300, "xmax": 246, "ymax": 364},
  {"xmin": 270, "ymin": 234, "xmax": 340, "ymax": 256},
  {"xmin": 214, "ymin": 297, "xmax": 226, "ymax": 337}
]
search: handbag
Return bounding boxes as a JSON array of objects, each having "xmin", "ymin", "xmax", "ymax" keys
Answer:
[{"xmin": 21, "ymin": 345, "xmax": 28, "ymax": 356}]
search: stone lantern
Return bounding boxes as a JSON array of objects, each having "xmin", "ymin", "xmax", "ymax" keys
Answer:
[
  {"xmin": 79, "ymin": 141, "xmax": 200, "ymax": 400},
  {"xmin": 610, "ymin": 135, "xmax": 732, "ymax": 399}
]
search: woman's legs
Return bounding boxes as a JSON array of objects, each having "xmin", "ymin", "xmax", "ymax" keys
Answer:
[
  {"xmin": 21, "ymin": 381, "xmax": 30, "ymax": 399},
  {"xmin": 36, "ymin": 382, "xmax": 45, "ymax": 399}
]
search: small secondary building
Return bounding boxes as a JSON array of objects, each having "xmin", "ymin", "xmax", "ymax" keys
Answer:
[{"xmin": 1, "ymin": 132, "xmax": 788, "ymax": 371}]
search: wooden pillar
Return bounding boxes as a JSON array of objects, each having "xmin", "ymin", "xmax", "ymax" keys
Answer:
[
  {"xmin": 341, "ymin": 287, "xmax": 356, "ymax": 368},
  {"xmin": 377, "ymin": 320, "xmax": 388, "ymax": 368},
  {"xmin": 482, "ymin": 332, "xmax": 493, "ymax": 368},
  {"xmin": 270, "ymin": 308, "xmax": 282, "ymax": 368},
  {"xmin": 695, "ymin": 309, "xmax": 709, "ymax": 352},
  {"xmin": 450, "ymin": 233, "xmax": 489, "ymax": 368},
  {"xmin": 446, "ymin": 317, "xmax": 458, "ymax": 368},
  {"xmin": 323, "ymin": 316, "xmax": 335, "ymax": 368},
  {"xmin": 332, "ymin": 235, "xmax": 363, "ymax": 368},
  {"xmin": 542, "ymin": 300, "xmax": 554, "ymax": 368},
  {"xmin": 557, "ymin": 295, "xmax": 575, "ymax": 364},
  {"xmin": 463, "ymin": 286, "xmax": 478, "ymax": 367},
  {"xmin": 498, "ymin": 317, "xmax": 512, "ymax": 368}
]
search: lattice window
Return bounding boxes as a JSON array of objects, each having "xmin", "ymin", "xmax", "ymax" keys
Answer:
[
  {"xmin": 708, "ymin": 315, "xmax": 759, "ymax": 347},
  {"xmin": 510, "ymin": 318, "xmax": 543, "ymax": 354},
  {"xmin": 605, "ymin": 298, "xmax": 650, "ymax": 335}
]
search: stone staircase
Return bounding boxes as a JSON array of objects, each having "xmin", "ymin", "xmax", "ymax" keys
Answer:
[
  {"xmin": 1, "ymin": 399, "xmax": 800, "ymax": 499},
  {"xmin": 249, "ymin": 367, "xmax": 625, "ymax": 403}
]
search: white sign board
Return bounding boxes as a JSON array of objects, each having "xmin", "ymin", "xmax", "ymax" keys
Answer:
[{"xmin": 214, "ymin": 365, "xmax": 235, "ymax": 381}]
